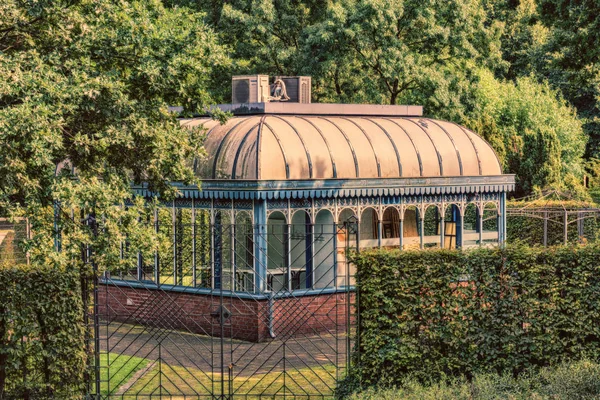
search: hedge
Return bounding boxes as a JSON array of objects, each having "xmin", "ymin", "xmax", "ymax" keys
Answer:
[
  {"xmin": 0, "ymin": 263, "xmax": 87, "ymax": 399},
  {"xmin": 348, "ymin": 245, "xmax": 600, "ymax": 390}
]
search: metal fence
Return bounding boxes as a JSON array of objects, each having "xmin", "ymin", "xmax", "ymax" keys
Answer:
[
  {"xmin": 506, "ymin": 208, "xmax": 600, "ymax": 246},
  {"xmin": 88, "ymin": 220, "xmax": 358, "ymax": 399}
]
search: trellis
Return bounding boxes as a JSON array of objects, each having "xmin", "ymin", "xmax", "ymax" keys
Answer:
[{"xmin": 506, "ymin": 192, "xmax": 600, "ymax": 246}]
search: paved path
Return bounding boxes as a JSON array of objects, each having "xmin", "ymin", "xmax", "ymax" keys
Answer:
[{"xmin": 100, "ymin": 321, "xmax": 348, "ymax": 378}]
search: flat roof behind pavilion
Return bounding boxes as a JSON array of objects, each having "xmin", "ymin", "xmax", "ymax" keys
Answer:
[{"xmin": 182, "ymin": 103, "xmax": 502, "ymax": 181}]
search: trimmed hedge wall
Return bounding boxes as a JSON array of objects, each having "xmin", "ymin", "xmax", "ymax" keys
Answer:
[
  {"xmin": 0, "ymin": 263, "xmax": 87, "ymax": 399},
  {"xmin": 350, "ymin": 245, "xmax": 600, "ymax": 388}
]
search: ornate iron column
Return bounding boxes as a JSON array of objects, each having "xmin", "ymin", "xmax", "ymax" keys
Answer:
[{"xmin": 253, "ymin": 199, "xmax": 268, "ymax": 293}]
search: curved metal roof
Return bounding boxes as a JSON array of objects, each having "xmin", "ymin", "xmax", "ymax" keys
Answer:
[{"xmin": 182, "ymin": 115, "xmax": 502, "ymax": 180}]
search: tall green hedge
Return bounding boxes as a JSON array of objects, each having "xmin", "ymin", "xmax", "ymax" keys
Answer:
[
  {"xmin": 350, "ymin": 245, "xmax": 600, "ymax": 389},
  {"xmin": 0, "ymin": 263, "xmax": 87, "ymax": 399}
]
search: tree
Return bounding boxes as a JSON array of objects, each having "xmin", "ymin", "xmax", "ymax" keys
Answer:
[
  {"xmin": 0, "ymin": 0, "xmax": 228, "ymax": 265},
  {"xmin": 466, "ymin": 69, "xmax": 587, "ymax": 196},
  {"xmin": 535, "ymin": 0, "xmax": 600, "ymax": 158},
  {"xmin": 483, "ymin": 0, "xmax": 550, "ymax": 80},
  {"xmin": 303, "ymin": 0, "xmax": 502, "ymax": 105},
  {"xmin": 216, "ymin": 0, "xmax": 328, "ymax": 77}
]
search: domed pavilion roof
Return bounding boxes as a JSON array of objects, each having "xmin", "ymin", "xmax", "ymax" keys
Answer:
[{"xmin": 182, "ymin": 110, "xmax": 502, "ymax": 181}]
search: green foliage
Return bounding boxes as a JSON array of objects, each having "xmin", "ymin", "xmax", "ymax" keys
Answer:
[
  {"xmin": 535, "ymin": 0, "xmax": 600, "ymax": 159},
  {"xmin": 0, "ymin": 0, "xmax": 229, "ymax": 270},
  {"xmin": 304, "ymin": 0, "xmax": 501, "ymax": 105},
  {"xmin": 349, "ymin": 245, "xmax": 600, "ymax": 390},
  {"xmin": 465, "ymin": 69, "xmax": 587, "ymax": 196},
  {"xmin": 0, "ymin": 263, "xmax": 87, "ymax": 399},
  {"xmin": 346, "ymin": 359, "xmax": 600, "ymax": 400}
]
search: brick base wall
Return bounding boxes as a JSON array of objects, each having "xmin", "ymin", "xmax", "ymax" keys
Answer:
[{"xmin": 98, "ymin": 283, "xmax": 353, "ymax": 342}]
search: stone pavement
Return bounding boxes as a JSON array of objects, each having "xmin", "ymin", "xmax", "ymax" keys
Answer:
[{"xmin": 100, "ymin": 321, "xmax": 349, "ymax": 378}]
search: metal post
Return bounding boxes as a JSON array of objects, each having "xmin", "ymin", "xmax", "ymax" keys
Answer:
[
  {"xmin": 478, "ymin": 207, "xmax": 483, "ymax": 247},
  {"xmin": 419, "ymin": 216, "xmax": 424, "ymax": 249},
  {"xmin": 137, "ymin": 251, "xmax": 143, "ymax": 281},
  {"xmin": 399, "ymin": 218, "xmax": 404, "ymax": 250},
  {"xmin": 192, "ymin": 199, "xmax": 196, "ymax": 287},
  {"xmin": 53, "ymin": 200, "xmax": 61, "ymax": 252},
  {"xmin": 309, "ymin": 222, "xmax": 315, "ymax": 290},
  {"xmin": 210, "ymin": 220, "xmax": 215, "ymax": 290},
  {"xmin": 440, "ymin": 208, "xmax": 445, "ymax": 249},
  {"xmin": 356, "ymin": 217, "xmax": 361, "ymax": 252},
  {"xmin": 286, "ymin": 223, "xmax": 292, "ymax": 292},
  {"xmin": 345, "ymin": 221, "xmax": 352, "ymax": 371},
  {"xmin": 502, "ymin": 192, "xmax": 507, "ymax": 244},
  {"xmin": 496, "ymin": 213, "xmax": 501, "ymax": 246},
  {"xmin": 564, "ymin": 210, "xmax": 568, "ymax": 245},
  {"xmin": 154, "ymin": 207, "xmax": 160, "ymax": 285},
  {"xmin": 254, "ymin": 200, "xmax": 268, "ymax": 293},
  {"xmin": 231, "ymin": 221, "xmax": 236, "ymax": 291},
  {"xmin": 333, "ymin": 222, "xmax": 338, "ymax": 288},
  {"xmin": 377, "ymin": 219, "xmax": 382, "ymax": 248},
  {"xmin": 88, "ymin": 212, "xmax": 101, "ymax": 399},
  {"xmin": 543, "ymin": 211, "xmax": 548, "ymax": 247},
  {"xmin": 172, "ymin": 202, "xmax": 177, "ymax": 285},
  {"xmin": 457, "ymin": 211, "xmax": 464, "ymax": 249},
  {"xmin": 136, "ymin": 212, "xmax": 142, "ymax": 281}
]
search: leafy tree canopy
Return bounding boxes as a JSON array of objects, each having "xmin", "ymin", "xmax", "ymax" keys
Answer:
[
  {"xmin": 303, "ymin": 0, "xmax": 503, "ymax": 105},
  {"xmin": 466, "ymin": 69, "xmax": 587, "ymax": 197},
  {"xmin": 0, "ymin": 0, "xmax": 228, "ymax": 265},
  {"xmin": 536, "ymin": 0, "xmax": 600, "ymax": 159}
]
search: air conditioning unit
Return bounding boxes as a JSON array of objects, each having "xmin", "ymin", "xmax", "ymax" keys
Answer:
[
  {"xmin": 232, "ymin": 75, "xmax": 270, "ymax": 104},
  {"xmin": 275, "ymin": 76, "xmax": 311, "ymax": 103}
]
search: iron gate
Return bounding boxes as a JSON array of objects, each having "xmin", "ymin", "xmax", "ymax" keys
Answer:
[{"xmin": 88, "ymin": 220, "xmax": 358, "ymax": 399}]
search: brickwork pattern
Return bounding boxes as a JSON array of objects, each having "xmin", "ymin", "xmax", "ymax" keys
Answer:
[{"xmin": 98, "ymin": 284, "xmax": 351, "ymax": 342}]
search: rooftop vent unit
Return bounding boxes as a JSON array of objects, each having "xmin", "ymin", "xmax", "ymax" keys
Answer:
[
  {"xmin": 275, "ymin": 76, "xmax": 311, "ymax": 104},
  {"xmin": 232, "ymin": 75, "xmax": 270, "ymax": 104},
  {"xmin": 231, "ymin": 75, "xmax": 312, "ymax": 104}
]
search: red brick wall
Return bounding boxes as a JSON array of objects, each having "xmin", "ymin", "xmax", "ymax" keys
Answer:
[{"xmin": 98, "ymin": 283, "xmax": 354, "ymax": 342}]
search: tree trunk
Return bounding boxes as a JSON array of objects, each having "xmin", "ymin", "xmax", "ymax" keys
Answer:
[
  {"xmin": 334, "ymin": 68, "xmax": 342, "ymax": 96},
  {"xmin": 389, "ymin": 78, "xmax": 399, "ymax": 105}
]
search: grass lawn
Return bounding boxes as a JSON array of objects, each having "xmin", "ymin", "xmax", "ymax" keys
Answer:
[
  {"xmin": 100, "ymin": 352, "xmax": 151, "ymax": 396},
  {"xmin": 349, "ymin": 359, "xmax": 600, "ymax": 400},
  {"xmin": 124, "ymin": 362, "xmax": 338, "ymax": 398},
  {"xmin": 99, "ymin": 351, "xmax": 338, "ymax": 399}
]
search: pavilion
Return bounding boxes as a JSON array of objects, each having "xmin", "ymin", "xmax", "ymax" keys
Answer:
[{"xmin": 101, "ymin": 76, "xmax": 515, "ymax": 341}]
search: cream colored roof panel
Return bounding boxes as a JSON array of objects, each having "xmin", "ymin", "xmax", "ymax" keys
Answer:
[
  {"xmin": 368, "ymin": 117, "xmax": 421, "ymax": 177},
  {"xmin": 310, "ymin": 118, "xmax": 359, "ymax": 179},
  {"xmin": 393, "ymin": 119, "xmax": 441, "ymax": 177},
  {"xmin": 354, "ymin": 118, "xmax": 400, "ymax": 178},
  {"xmin": 259, "ymin": 124, "xmax": 287, "ymax": 180},
  {"xmin": 286, "ymin": 116, "xmax": 334, "ymax": 179},
  {"xmin": 233, "ymin": 124, "xmax": 259, "ymax": 179},
  {"xmin": 436, "ymin": 120, "xmax": 481, "ymax": 176},
  {"xmin": 328, "ymin": 117, "xmax": 379, "ymax": 178},
  {"xmin": 212, "ymin": 117, "xmax": 261, "ymax": 179},
  {"xmin": 262, "ymin": 117, "xmax": 310, "ymax": 179},
  {"xmin": 418, "ymin": 119, "xmax": 462, "ymax": 177},
  {"xmin": 184, "ymin": 115, "xmax": 503, "ymax": 180}
]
